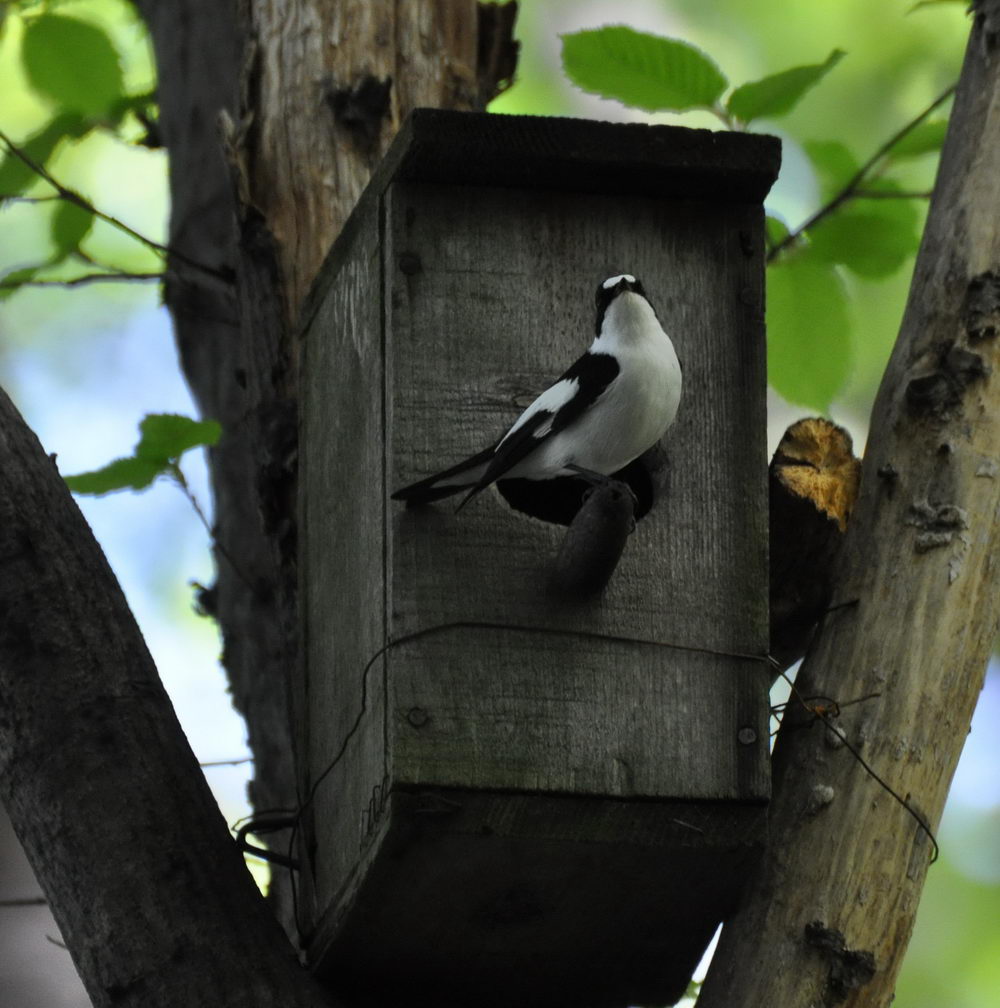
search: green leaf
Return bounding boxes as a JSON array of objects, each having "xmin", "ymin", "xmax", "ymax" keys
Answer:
[
  {"xmin": 767, "ymin": 253, "xmax": 852, "ymax": 411},
  {"xmin": 727, "ymin": 50, "xmax": 845, "ymax": 125},
  {"xmin": 64, "ymin": 456, "xmax": 165, "ymax": 494},
  {"xmin": 0, "ymin": 112, "xmax": 88, "ymax": 199},
  {"xmin": 50, "ymin": 201, "xmax": 93, "ymax": 261},
  {"xmin": 766, "ymin": 214, "xmax": 790, "ymax": 247},
  {"xmin": 561, "ymin": 26, "xmax": 728, "ymax": 113},
  {"xmin": 908, "ymin": 0, "xmax": 966, "ymax": 10},
  {"xmin": 64, "ymin": 414, "xmax": 220, "ymax": 496},
  {"xmin": 804, "ymin": 140, "xmax": 860, "ymax": 199},
  {"xmin": 808, "ymin": 184, "xmax": 921, "ymax": 278},
  {"xmin": 135, "ymin": 413, "xmax": 222, "ymax": 464},
  {"xmin": 888, "ymin": 119, "xmax": 948, "ymax": 159},
  {"xmin": 0, "ymin": 266, "xmax": 41, "ymax": 301},
  {"xmin": 21, "ymin": 14, "xmax": 124, "ymax": 119},
  {"xmin": 109, "ymin": 90, "xmax": 159, "ymax": 135}
]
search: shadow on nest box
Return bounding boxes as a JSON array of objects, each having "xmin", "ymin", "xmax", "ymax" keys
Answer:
[{"xmin": 496, "ymin": 443, "xmax": 671, "ymax": 526}]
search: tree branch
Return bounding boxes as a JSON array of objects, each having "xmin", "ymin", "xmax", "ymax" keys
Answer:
[
  {"xmin": 0, "ymin": 387, "xmax": 333, "ymax": 1008},
  {"xmin": 0, "ymin": 272, "xmax": 162, "ymax": 290},
  {"xmin": 853, "ymin": 189, "xmax": 933, "ymax": 199},
  {"xmin": 0, "ymin": 126, "xmax": 231, "ymax": 283},
  {"xmin": 768, "ymin": 84, "xmax": 955, "ymax": 262},
  {"xmin": 701, "ymin": 3, "xmax": 1000, "ymax": 1004}
]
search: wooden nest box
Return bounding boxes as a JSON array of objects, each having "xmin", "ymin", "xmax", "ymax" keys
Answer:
[{"xmin": 297, "ymin": 109, "xmax": 780, "ymax": 1007}]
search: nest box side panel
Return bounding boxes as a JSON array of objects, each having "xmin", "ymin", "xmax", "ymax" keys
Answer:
[
  {"xmin": 385, "ymin": 181, "xmax": 768, "ymax": 802},
  {"xmin": 300, "ymin": 212, "xmax": 389, "ymax": 922}
]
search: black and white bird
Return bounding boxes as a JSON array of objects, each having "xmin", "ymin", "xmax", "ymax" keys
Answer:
[{"xmin": 392, "ymin": 274, "xmax": 683, "ymax": 513}]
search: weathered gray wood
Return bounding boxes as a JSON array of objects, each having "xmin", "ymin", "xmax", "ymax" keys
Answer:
[
  {"xmin": 299, "ymin": 214, "xmax": 388, "ymax": 920},
  {"xmin": 384, "ymin": 181, "xmax": 768, "ymax": 799},
  {"xmin": 387, "ymin": 182, "xmax": 766, "ymax": 649},
  {"xmin": 359, "ymin": 106, "xmax": 778, "ymax": 204},
  {"xmin": 313, "ymin": 792, "xmax": 767, "ymax": 1008},
  {"xmin": 298, "ymin": 111, "xmax": 777, "ymax": 1005}
]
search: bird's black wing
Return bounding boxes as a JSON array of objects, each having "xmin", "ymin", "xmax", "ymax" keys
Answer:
[
  {"xmin": 457, "ymin": 351, "xmax": 620, "ymax": 509},
  {"xmin": 391, "ymin": 443, "xmax": 498, "ymax": 504}
]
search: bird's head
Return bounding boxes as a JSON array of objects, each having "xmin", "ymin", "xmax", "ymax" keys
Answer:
[
  {"xmin": 594, "ymin": 274, "xmax": 657, "ymax": 340},
  {"xmin": 596, "ymin": 273, "xmax": 645, "ymax": 309}
]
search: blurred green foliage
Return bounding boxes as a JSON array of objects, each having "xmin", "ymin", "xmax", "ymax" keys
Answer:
[
  {"xmin": 21, "ymin": 12, "xmax": 124, "ymax": 117},
  {"xmin": 766, "ymin": 252, "xmax": 851, "ymax": 410},
  {"xmin": 0, "ymin": 0, "xmax": 162, "ymax": 310},
  {"xmin": 726, "ymin": 49, "xmax": 844, "ymax": 126},
  {"xmin": 563, "ymin": 25, "xmax": 844, "ymax": 130}
]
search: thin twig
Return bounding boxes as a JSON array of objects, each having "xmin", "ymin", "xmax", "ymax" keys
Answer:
[
  {"xmin": 200, "ymin": 757, "xmax": 253, "ymax": 767},
  {"xmin": 0, "ymin": 896, "xmax": 47, "ymax": 907},
  {"xmin": 0, "ymin": 194, "xmax": 61, "ymax": 204},
  {"xmin": 168, "ymin": 466, "xmax": 257, "ymax": 593},
  {"xmin": 775, "ymin": 667, "xmax": 939, "ymax": 863},
  {"xmin": 0, "ymin": 272, "xmax": 162, "ymax": 290},
  {"xmin": 0, "ymin": 125, "xmax": 231, "ymax": 283},
  {"xmin": 853, "ymin": 189, "xmax": 933, "ymax": 199},
  {"xmin": 768, "ymin": 84, "xmax": 956, "ymax": 262},
  {"xmin": 236, "ymin": 816, "xmax": 300, "ymax": 870}
]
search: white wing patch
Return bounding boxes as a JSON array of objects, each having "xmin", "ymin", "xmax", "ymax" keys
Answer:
[
  {"xmin": 499, "ymin": 376, "xmax": 579, "ymax": 446},
  {"xmin": 602, "ymin": 274, "xmax": 635, "ymax": 289}
]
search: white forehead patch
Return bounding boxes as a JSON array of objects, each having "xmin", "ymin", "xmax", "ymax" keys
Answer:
[{"xmin": 602, "ymin": 274, "xmax": 636, "ymax": 289}]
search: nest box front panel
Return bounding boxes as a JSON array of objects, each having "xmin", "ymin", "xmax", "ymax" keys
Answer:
[{"xmin": 386, "ymin": 180, "xmax": 768, "ymax": 802}]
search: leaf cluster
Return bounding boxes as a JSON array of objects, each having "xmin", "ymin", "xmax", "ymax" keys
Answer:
[
  {"xmin": 562, "ymin": 26, "xmax": 843, "ymax": 128},
  {"xmin": 0, "ymin": 6, "xmax": 160, "ymax": 298},
  {"xmin": 561, "ymin": 24, "xmax": 951, "ymax": 412}
]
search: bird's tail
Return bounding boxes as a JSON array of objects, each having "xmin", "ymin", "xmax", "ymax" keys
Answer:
[{"xmin": 391, "ymin": 445, "xmax": 496, "ymax": 506}]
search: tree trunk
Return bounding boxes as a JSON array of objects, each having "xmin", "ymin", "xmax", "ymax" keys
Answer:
[
  {"xmin": 0, "ymin": 390, "xmax": 332, "ymax": 1008},
  {"xmin": 700, "ymin": 3, "xmax": 1000, "ymax": 1005}
]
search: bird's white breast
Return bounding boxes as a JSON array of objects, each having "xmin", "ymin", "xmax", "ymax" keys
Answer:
[{"xmin": 513, "ymin": 291, "xmax": 682, "ymax": 479}]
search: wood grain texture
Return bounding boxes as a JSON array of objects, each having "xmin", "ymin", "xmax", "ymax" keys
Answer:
[
  {"xmin": 299, "ymin": 113, "xmax": 778, "ymax": 1001},
  {"xmin": 769, "ymin": 418, "xmax": 862, "ymax": 671},
  {"xmin": 386, "ymin": 181, "xmax": 767, "ymax": 637},
  {"xmin": 390, "ymin": 628, "xmax": 765, "ymax": 798},
  {"xmin": 369, "ymin": 107, "xmax": 780, "ymax": 202},
  {"xmin": 246, "ymin": 0, "xmax": 482, "ymax": 316},
  {"xmin": 385, "ymin": 184, "xmax": 770, "ymax": 799},
  {"xmin": 299, "ymin": 211, "xmax": 388, "ymax": 919}
]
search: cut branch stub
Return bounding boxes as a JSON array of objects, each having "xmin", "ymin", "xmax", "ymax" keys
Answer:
[
  {"xmin": 769, "ymin": 417, "xmax": 861, "ymax": 671},
  {"xmin": 549, "ymin": 480, "xmax": 637, "ymax": 597}
]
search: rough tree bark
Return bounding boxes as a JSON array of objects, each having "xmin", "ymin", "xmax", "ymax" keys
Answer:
[
  {"xmin": 0, "ymin": 391, "xmax": 332, "ymax": 1008},
  {"xmin": 700, "ymin": 3, "xmax": 1000, "ymax": 1005}
]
